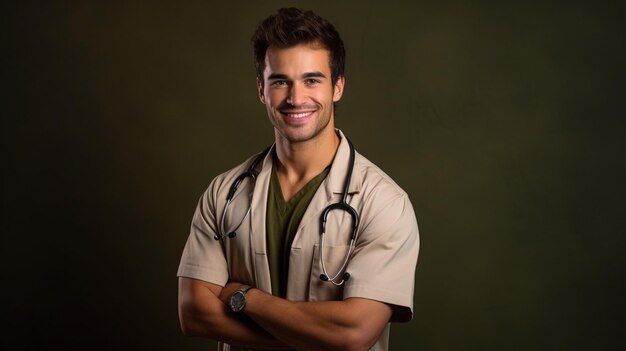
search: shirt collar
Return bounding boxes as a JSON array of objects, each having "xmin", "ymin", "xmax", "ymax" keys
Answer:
[
  {"xmin": 259, "ymin": 129, "xmax": 362, "ymax": 199},
  {"xmin": 325, "ymin": 129, "xmax": 362, "ymax": 197}
]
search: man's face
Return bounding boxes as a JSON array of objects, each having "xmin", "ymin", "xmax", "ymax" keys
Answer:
[{"xmin": 257, "ymin": 43, "xmax": 345, "ymax": 144}]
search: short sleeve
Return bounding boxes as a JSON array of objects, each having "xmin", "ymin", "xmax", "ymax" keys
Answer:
[
  {"xmin": 177, "ymin": 179, "xmax": 229, "ymax": 286},
  {"xmin": 343, "ymin": 193, "xmax": 419, "ymax": 323}
]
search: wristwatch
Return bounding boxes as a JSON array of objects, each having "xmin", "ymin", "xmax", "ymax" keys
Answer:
[{"xmin": 229, "ymin": 285, "xmax": 252, "ymax": 313}]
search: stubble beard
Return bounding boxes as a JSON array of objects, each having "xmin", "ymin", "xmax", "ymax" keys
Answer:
[{"xmin": 271, "ymin": 105, "xmax": 334, "ymax": 144}]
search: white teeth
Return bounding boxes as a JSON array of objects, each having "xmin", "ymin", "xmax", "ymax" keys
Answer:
[{"xmin": 286, "ymin": 111, "xmax": 313, "ymax": 118}]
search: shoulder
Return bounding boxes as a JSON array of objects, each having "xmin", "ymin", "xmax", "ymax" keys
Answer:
[
  {"xmin": 351, "ymin": 151, "xmax": 417, "ymax": 228},
  {"xmin": 353, "ymin": 151, "xmax": 408, "ymax": 201},
  {"xmin": 201, "ymin": 151, "xmax": 266, "ymax": 202}
]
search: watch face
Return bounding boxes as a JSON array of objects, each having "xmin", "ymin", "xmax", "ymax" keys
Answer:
[{"xmin": 230, "ymin": 291, "xmax": 246, "ymax": 312}]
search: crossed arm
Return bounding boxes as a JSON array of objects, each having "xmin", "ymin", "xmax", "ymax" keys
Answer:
[{"xmin": 178, "ymin": 277, "xmax": 392, "ymax": 351}]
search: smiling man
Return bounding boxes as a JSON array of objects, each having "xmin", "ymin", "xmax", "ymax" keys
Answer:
[{"xmin": 177, "ymin": 8, "xmax": 419, "ymax": 351}]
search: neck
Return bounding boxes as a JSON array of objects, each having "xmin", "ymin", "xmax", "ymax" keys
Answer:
[
  {"xmin": 275, "ymin": 129, "xmax": 339, "ymax": 179},
  {"xmin": 273, "ymin": 128, "xmax": 340, "ymax": 200}
]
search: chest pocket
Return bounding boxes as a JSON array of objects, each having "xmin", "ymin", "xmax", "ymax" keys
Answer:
[
  {"xmin": 305, "ymin": 196, "xmax": 358, "ymax": 301},
  {"xmin": 308, "ymin": 244, "xmax": 350, "ymax": 301}
]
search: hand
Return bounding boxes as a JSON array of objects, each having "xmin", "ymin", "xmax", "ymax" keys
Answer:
[{"xmin": 218, "ymin": 280, "xmax": 246, "ymax": 306}]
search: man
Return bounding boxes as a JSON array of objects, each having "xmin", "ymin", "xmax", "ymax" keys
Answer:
[{"xmin": 177, "ymin": 8, "xmax": 419, "ymax": 351}]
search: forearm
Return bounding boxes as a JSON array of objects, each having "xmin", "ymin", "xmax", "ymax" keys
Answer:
[
  {"xmin": 178, "ymin": 278, "xmax": 289, "ymax": 349},
  {"xmin": 242, "ymin": 289, "xmax": 391, "ymax": 351}
]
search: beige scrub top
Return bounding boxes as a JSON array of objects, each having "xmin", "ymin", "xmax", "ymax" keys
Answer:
[{"xmin": 177, "ymin": 130, "xmax": 420, "ymax": 351}]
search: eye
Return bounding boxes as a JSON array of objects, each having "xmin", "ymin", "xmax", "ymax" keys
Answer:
[
  {"xmin": 271, "ymin": 80, "xmax": 288, "ymax": 87},
  {"xmin": 305, "ymin": 78, "xmax": 320, "ymax": 86}
]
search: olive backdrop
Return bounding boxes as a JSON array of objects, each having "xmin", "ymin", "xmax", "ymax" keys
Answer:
[{"xmin": 2, "ymin": 1, "xmax": 624, "ymax": 350}]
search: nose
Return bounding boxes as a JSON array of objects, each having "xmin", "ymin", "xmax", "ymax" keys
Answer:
[{"xmin": 286, "ymin": 83, "xmax": 305, "ymax": 106}]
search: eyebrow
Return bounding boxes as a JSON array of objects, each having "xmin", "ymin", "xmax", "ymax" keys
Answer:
[
  {"xmin": 267, "ymin": 71, "xmax": 327, "ymax": 80},
  {"xmin": 303, "ymin": 71, "xmax": 327, "ymax": 79}
]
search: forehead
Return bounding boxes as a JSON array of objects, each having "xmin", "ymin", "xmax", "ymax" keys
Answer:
[{"xmin": 263, "ymin": 43, "xmax": 331, "ymax": 77}]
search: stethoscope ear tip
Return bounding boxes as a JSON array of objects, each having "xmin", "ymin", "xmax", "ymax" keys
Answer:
[
  {"xmin": 343, "ymin": 272, "xmax": 350, "ymax": 281},
  {"xmin": 319, "ymin": 274, "xmax": 329, "ymax": 281},
  {"xmin": 227, "ymin": 232, "xmax": 237, "ymax": 239},
  {"xmin": 213, "ymin": 235, "xmax": 221, "ymax": 241}
]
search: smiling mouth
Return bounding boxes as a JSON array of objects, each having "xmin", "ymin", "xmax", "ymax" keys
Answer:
[{"xmin": 280, "ymin": 110, "xmax": 315, "ymax": 119}]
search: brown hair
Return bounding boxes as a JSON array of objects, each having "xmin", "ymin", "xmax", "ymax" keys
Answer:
[{"xmin": 251, "ymin": 8, "xmax": 346, "ymax": 86}]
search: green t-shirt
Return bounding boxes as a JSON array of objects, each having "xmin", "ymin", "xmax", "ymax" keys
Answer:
[{"xmin": 266, "ymin": 161, "xmax": 331, "ymax": 298}]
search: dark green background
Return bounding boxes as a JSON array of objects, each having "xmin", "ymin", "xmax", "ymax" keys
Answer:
[{"xmin": 2, "ymin": 1, "xmax": 624, "ymax": 350}]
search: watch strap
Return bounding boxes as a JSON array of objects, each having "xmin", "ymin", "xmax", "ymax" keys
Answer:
[{"xmin": 237, "ymin": 285, "xmax": 252, "ymax": 295}]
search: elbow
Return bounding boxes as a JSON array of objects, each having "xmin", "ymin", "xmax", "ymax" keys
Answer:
[
  {"xmin": 178, "ymin": 277, "xmax": 225, "ymax": 339},
  {"xmin": 178, "ymin": 313, "xmax": 197, "ymax": 337},
  {"xmin": 339, "ymin": 326, "xmax": 383, "ymax": 351},
  {"xmin": 332, "ymin": 329, "xmax": 374, "ymax": 351},
  {"xmin": 179, "ymin": 323, "xmax": 202, "ymax": 338},
  {"xmin": 179, "ymin": 322, "xmax": 194, "ymax": 337},
  {"xmin": 178, "ymin": 300, "xmax": 216, "ymax": 338},
  {"xmin": 178, "ymin": 304, "xmax": 200, "ymax": 337}
]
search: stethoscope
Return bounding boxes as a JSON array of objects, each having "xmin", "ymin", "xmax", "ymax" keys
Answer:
[{"xmin": 214, "ymin": 138, "xmax": 359, "ymax": 286}]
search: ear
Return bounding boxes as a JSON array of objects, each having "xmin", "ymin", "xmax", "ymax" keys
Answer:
[
  {"xmin": 257, "ymin": 78, "xmax": 266, "ymax": 104},
  {"xmin": 332, "ymin": 76, "xmax": 345, "ymax": 102}
]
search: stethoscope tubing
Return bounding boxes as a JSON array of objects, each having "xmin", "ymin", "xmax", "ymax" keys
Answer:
[
  {"xmin": 318, "ymin": 137, "xmax": 359, "ymax": 285},
  {"xmin": 216, "ymin": 147, "xmax": 270, "ymax": 241},
  {"xmin": 217, "ymin": 139, "xmax": 359, "ymax": 286}
]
